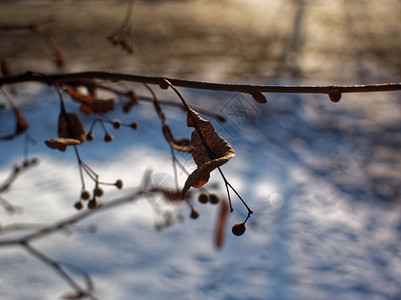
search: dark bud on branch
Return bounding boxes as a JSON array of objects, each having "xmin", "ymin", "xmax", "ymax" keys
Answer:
[
  {"xmin": 250, "ymin": 92, "xmax": 267, "ymax": 104},
  {"xmin": 329, "ymin": 89, "xmax": 342, "ymax": 103},
  {"xmin": 159, "ymin": 80, "xmax": 169, "ymax": 90}
]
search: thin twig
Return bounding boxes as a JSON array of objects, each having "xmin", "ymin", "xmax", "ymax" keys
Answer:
[{"xmin": 22, "ymin": 241, "xmax": 98, "ymax": 300}]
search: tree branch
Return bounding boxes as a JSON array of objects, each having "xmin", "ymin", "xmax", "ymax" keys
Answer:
[
  {"xmin": 0, "ymin": 71, "xmax": 400, "ymax": 95},
  {"xmin": 0, "ymin": 189, "xmax": 144, "ymax": 246}
]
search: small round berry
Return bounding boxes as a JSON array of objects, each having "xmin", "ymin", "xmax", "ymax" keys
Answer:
[
  {"xmin": 94, "ymin": 187, "xmax": 104, "ymax": 197},
  {"xmin": 86, "ymin": 132, "xmax": 95, "ymax": 141},
  {"xmin": 74, "ymin": 201, "xmax": 83, "ymax": 210},
  {"xmin": 329, "ymin": 89, "xmax": 341, "ymax": 103},
  {"xmin": 232, "ymin": 222, "xmax": 246, "ymax": 236},
  {"xmin": 88, "ymin": 198, "xmax": 98, "ymax": 209},
  {"xmin": 209, "ymin": 194, "xmax": 220, "ymax": 205},
  {"xmin": 159, "ymin": 80, "xmax": 169, "ymax": 90},
  {"xmin": 130, "ymin": 122, "xmax": 138, "ymax": 130},
  {"xmin": 115, "ymin": 179, "xmax": 123, "ymax": 189},
  {"xmin": 112, "ymin": 120, "xmax": 121, "ymax": 129},
  {"xmin": 104, "ymin": 133, "xmax": 113, "ymax": 142},
  {"xmin": 190, "ymin": 209, "xmax": 200, "ymax": 219},
  {"xmin": 81, "ymin": 190, "xmax": 90, "ymax": 200},
  {"xmin": 198, "ymin": 193, "xmax": 209, "ymax": 204}
]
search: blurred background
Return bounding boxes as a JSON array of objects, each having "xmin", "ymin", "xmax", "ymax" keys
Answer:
[{"xmin": 1, "ymin": 0, "xmax": 401, "ymax": 299}]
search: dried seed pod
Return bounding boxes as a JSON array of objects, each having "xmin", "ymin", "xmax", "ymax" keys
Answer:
[
  {"xmin": 329, "ymin": 89, "xmax": 341, "ymax": 103},
  {"xmin": 94, "ymin": 187, "xmax": 104, "ymax": 197},
  {"xmin": 112, "ymin": 120, "xmax": 121, "ymax": 129},
  {"xmin": 209, "ymin": 194, "xmax": 219, "ymax": 205},
  {"xmin": 190, "ymin": 209, "xmax": 200, "ymax": 219},
  {"xmin": 88, "ymin": 198, "xmax": 98, "ymax": 209},
  {"xmin": 74, "ymin": 201, "xmax": 83, "ymax": 210},
  {"xmin": 86, "ymin": 132, "xmax": 95, "ymax": 141},
  {"xmin": 232, "ymin": 222, "xmax": 246, "ymax": 236},
  {"xmin": 198, "ymin": 192, "xmax": 209, "ymax": 204},
  {"xmin": 81, "ymin": 190, "xmax": 90, "ymax": 200},
  {"xmin": 115, "ymin": 179, "xmax": 123, "ymax": 189},
  {"xmin": 130, "ymin": 122, "xmax": 138, "ymax": 130},
  {"xmin": 104, "ymin": 133, "xmax": 113, "ymax": 142}
]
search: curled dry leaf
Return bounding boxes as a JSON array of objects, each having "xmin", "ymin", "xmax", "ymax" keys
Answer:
[
  {"xmin": 58, "ymin": 112, "xmax": 86, "ymax": 142},
  {"xmin": 162, "ymin": 125, "xmax": 193, "ymax": 153},
  {"xmin": 181, "ymin": 108, "xmax": 235, "ymax": 197},
  {"xmin": 45, "ymin": 137, "xmax": 82, "ymax": 152},
  {"xmin": 65, "ymin": 88, "xmax": 115, "ymax": 114},
  {"xmin": 45, "ymin": 112, "xmax": 86, "ymax": 151},
  {"xmin": 0, "ymin": 105, "xmax": 28, "ymax": 140}
]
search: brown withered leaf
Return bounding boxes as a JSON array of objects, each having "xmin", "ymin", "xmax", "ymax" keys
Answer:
[
  {"xmin": 45, "ymin": 112, "xmax": 86, "ymax": 151},
  {"xmin": 65, "ymin": 88, "xmax": 115, "ymax": 114},
  {"xmin": 45, "ymin": 137, "xmax": 82, "ymax": 152},
  {"xmin": 58, "ymin": 112, "xmax": 86, "ymax": 142},
  {"xmin": 162, "ymin": 125, "xmax": 193, "ymax": 153},
  {"xmin": 181, "ymin": 108, "xmax": 235, "ymax": 196},
  {"xmin": 0, "ymin": 105, "xmax": 28, "ymax": 140}
]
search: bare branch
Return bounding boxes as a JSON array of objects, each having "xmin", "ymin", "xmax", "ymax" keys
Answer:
[
  {"xmin": 23, "ymin": 242, "xmax": 98, "ymax": 300},
  {"xmin": 0, "ymin": 72, "xmax": 400, "ymax": 95}
]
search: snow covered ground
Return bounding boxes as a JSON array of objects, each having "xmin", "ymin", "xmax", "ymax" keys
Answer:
[
  {"xmin": 1, "ymin": 84, "xmax": 401, "ymax": 300},
  {"xmin": 1, "ymin": 0, "xmax": 401, "ymax": 299}
]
